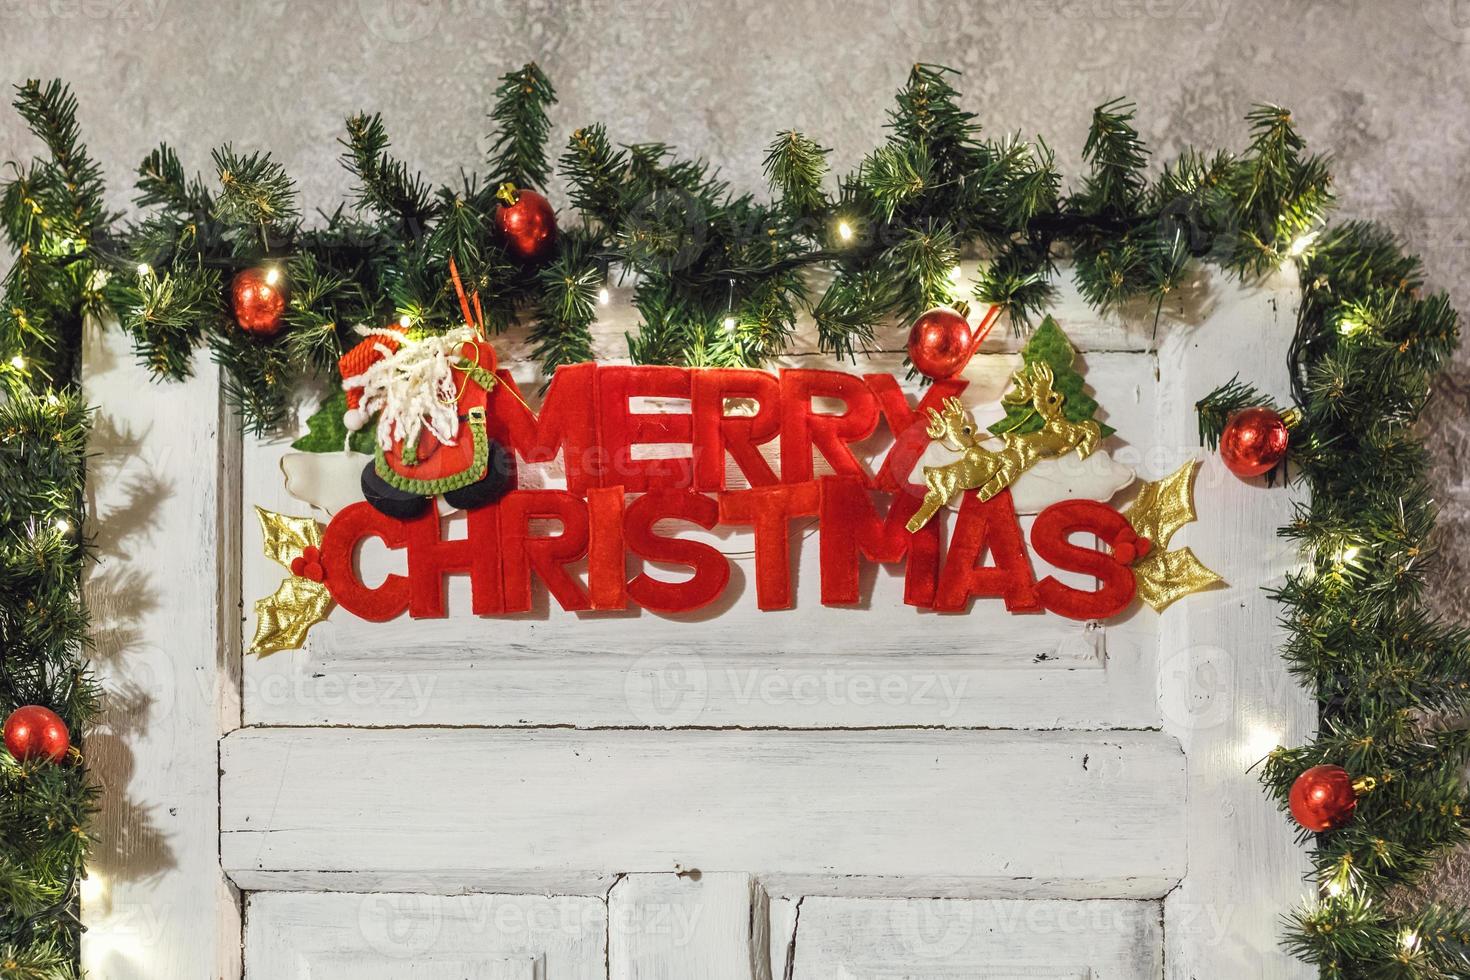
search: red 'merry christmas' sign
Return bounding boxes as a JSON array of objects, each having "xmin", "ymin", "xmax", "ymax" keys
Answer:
[{"xmin": 250, "ymin": 318, "xmax": 1221, "ymax": 655}]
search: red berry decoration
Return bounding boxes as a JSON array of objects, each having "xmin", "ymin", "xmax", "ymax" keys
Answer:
[
  {"xmin": 1289, "ymin": 764, "xmax": 1359, "ymax": 832},
  {"xmin": 1220, "ymin": 406, "xmax": 1291, "ymax": 478},
  {"xmin": 495, "ymin": 183, "xmax": 557, "ymax": 263},
  {"xmin": 4, "ymin": 705, "xmax": 70, "ymax": 763},
  {"xmin": 231, "ymin": 266, "xmax": 288, "ymax": 337}
]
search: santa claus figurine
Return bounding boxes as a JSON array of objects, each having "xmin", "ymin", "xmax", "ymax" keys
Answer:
[{"xmin": 339, "ymin": 323, "xmax": 514, "ymax": 519}]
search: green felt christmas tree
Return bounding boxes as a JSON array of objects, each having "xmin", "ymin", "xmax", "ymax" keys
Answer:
[
  {"xmin": 291, "ymin": 389, "xmax": 377, "ymax": 455},
  {"xmin": 988, "ymin": 316, "xmax": 1115, "ymax": 438}
]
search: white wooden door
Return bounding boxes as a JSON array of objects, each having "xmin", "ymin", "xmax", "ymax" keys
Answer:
[{"xmin": 82, "ymin": 265, "xmax": 1314, "ymax": 979}]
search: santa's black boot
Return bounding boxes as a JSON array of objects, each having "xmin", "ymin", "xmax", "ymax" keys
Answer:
[
  {"xmin": 360, "ymin": 462, "xmax": 431, "ymax": 520},
  {"xmin": 443, "ymin": 439, "xmax": 514, "ymax": 511}
]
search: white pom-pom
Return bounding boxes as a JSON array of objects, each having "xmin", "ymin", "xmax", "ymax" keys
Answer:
[{"xmin": 343, "ymin": 408, "xmax": 368, "ymax": 432}]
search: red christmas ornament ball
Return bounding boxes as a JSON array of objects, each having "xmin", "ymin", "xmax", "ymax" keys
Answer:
[
  {"xmin": 231, "ymin": 266, "xmax": 287, "ymax": 337},
  {"xmin": 1289, "ymin": 764, "xmax": 1358, "ymax": 832},
  {"xmin": 1220, "ymin": 406, "xmax": 1290, "ymax": 478},
  {"xmin": 496, "ymin": 187, "xmax": 558, "ymax": 263},
  {"xmin": 3, "ymin": 705, "xmax": 70, "ymax": 763},
  {"xmin": 907, "ymin": 307, "xmax": 975, "ymax": 381}
]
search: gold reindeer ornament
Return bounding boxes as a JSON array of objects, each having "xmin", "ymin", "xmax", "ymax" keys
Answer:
[{"xmin": 906, "ymin": 362, "xmax": 1102, "ymax": 532}]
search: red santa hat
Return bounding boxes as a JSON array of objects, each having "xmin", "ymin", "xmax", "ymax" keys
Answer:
[{"xmin": 338, "ymin": 324, "xmax": 406, "ymax": 432}]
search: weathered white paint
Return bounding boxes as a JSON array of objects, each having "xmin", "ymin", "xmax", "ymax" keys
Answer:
[
  {"xmin": 245, "ymin": 891, "xmax": 606, "ymax": 979},
  {"xmin": 81, "ymin": 319, "xmax": 242, "ymax": 979},
  {"xmin": 788, "ymin": 896, "xmax": 1164, "ymax": 979},
  {"xmin": 769, "ymin": 897, "xmax": 800, "ymax": 980},
  {"xmin": 220, "ymin": 727, "xmax": 1186, "ymax": 897},
  {"xmin": 608, "ymin": 873, "xmax": 768, "ymax": 980},
  {"xmin": 1156, "ymin": 267, "xmax": 1315, "ymax": 978}
]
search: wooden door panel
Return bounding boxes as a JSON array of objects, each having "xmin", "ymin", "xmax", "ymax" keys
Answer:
[
  {"xmin": 220, "ymin": 728, "xmax": 1184, "ymax": 898},
  {"xmin": 608, "ymin": 873, "xmax": 767, "ymax": 980},
  {"xmin": 787, "ymin": 897, "xmax": 1161, "ymax": 979},
  {"xmin": 245, "ymin": 892, "xmax": 605, "ymax": 980}
]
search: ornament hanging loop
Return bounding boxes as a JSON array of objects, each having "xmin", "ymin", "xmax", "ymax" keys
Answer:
[{"xmin": 964, "ymin": 303, "xmax": 1003, "ymax": 363}]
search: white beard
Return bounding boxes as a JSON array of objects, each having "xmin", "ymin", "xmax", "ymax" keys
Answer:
[{"xmin": 342, "ymin": 325, "xmax": 479, "ymax": 453}]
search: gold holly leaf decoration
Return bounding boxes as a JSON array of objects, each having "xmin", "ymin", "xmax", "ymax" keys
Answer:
[
  {"xmin": 1122, "ymin": 461, "xmax": 1224, "ymax": 612},
  {"xmin": 256, "ymin": 506, "xmax": 323, "ymax": 570},
  {"xmin": 251, "ymin": 576, "xmax": 334, "ymax": 656},
  {"xmin": 249, "ymin": 507, "xmax": 333, "ymax": 656}
]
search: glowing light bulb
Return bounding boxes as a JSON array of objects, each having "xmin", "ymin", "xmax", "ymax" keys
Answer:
[
  {"xmin": 1241, "ymin": 723, "xmax": 1283, "ymax": 765},
  {"xmin": 723, "ymin": 316, "xmax": 737, "ymax": 333},
  {"xmin": 836, "ymin": 220, "xmax": 854, "ymax": 243},
  {"xmin": 264, "ymin": 266, "xmax": 281, "ymax": 287},
  {"xmin": 1323, "ymin": 879, "xmax": 1343, "ymax": 897},
  {"xmin": 1400, "ymin": 930, "xmax": 1419, "ymax": 952},
  {"xmin": 9, "ymin": 354, "xmax": 25, "ymax": 370},
  {"xmin": 54, "ymin": 517, "xmax": 71, "ymax": 535},
  {"xmin": 1288, "ymin": 231, "xmax": 1319, "ymax": 257},
  {"xmin": 79, "ymin": 872, "xmax": 106, "ymax": 906},
  {"xmin": 1336, "ymin": 545, "xmax": 1361, "ymax": 563},
  {"xmin": 1338, "ymin": 318, "xmax": 1364, "ymax": 336},
  {"xmin": 136, "ymin": 263, "xmax": 152, "ymax": 278},
  {"xmin": 598, "ymin": 287, "xmax": 611, "ymax": 306},
  {"xmin": 46, "ymin": 393, "xmax": 58, "ymax": 406},
  {"xmin": 398, "ymin": 314, "xmax": 412, "ymax": 329}
]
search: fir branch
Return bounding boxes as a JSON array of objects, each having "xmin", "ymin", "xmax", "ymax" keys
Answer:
[
  {"xmin": 862, "ymin": 142, "xmax": 932, "ymax": 220},
  {"xmin": 887, "ymin": 63, "xmax": 983, "ymax": 180},
  {"xmin": 812, "ymin": 266, "xmax": 894, "ymax": 360},
  {"xmin": 135, "ymin": 144, "xmax": 211, "ymax": 215},
  {"xmin": 11, "ymin": 80, "xmax": 106, "ymax": 242},
  {"xmin": 531, "ymin": 232, "xmax": 600, "ymax": 374},
  {"xmin": 560, "ymin": 124, "xmax": 627, "ymax": 229},
  {"xmin": 117, "ymin": 262, "xmax": 221, "ymax": 380},
  {"xmin": 974, "ymin": 240, "xmax": 1055, "ymax": 328},
  {"xmin": 1222, "ymin": 104, "xmax": 1334, "ymax": 276},
  {"xmin": 628, "ymin": 278, "xmax": 695, "ymax": 366},
  {"xmin": 1072, "ymin": 98, "xmax": 1149, "ymax": 219},
  {"xmin": 881, "ymin": 219, "xmax": 958, "ymax": 322},
  {"xmin": 211, "ymin": 144, "xmax": 299, "ymax": 249},
  {"xmin": 339, "ymin": 113, "xmax": 432, "ymax": 229},
  {"xmin": 764, "ymin": 131, "xmax": 830, "ymax": 218},
  {"xmin": 486, "ymin": 62, "xmax": 557, "ymax": 190},
  {"xmin": 207, "ymin": 324, "xmax": 296, "ymax": 435},
  {"xmin": 0, "ymin": 388, "xmax": 94, "ymax": 972}
]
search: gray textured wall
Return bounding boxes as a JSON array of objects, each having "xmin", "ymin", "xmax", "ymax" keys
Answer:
[{"xmin": 3, "ymin": 0, "xmax": 1469, "ymax": 897}]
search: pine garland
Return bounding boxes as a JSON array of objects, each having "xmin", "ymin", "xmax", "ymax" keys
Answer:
[
  {"xmin": 0, "ymin": 80, "xmax": 100, "ymax": 979},
  {"xmin": 1200, "ymin": 218, "xmax": 1470, "ymax": 975},
  {"xmin": 0, "ymin": 65, "xmax": 1465, "ymax": 978}
]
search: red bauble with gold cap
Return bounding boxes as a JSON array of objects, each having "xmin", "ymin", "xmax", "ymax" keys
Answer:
[
  {"xmin": 231, "ymin": 266, "xmax": 287, "ymax": 337},
  {"xmin": 3, "ymin": 705, "xmax": 70, "ymax": 763},
  {"xmin": 1220, "ymin": 406, "xmax": 1290, "ymax": 478},
  {"xmin": 1289, "ymin": 764, "xmax": 1359, "ymax": 832},
  {"xmin": 495, "ymin": 184, "xmax": 557, "ymax": 263}
]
